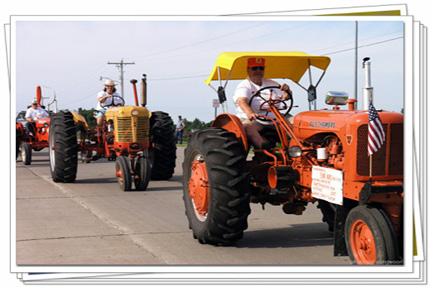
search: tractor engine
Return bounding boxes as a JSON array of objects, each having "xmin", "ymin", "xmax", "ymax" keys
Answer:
[
  {"xmin": 249, "ymin": 106, "xmax": 403, "ymax": 219},
  {"xmin": 293, "ymin": 108, "xmax": 404, "ymax": 187},
  {"xmin": 105, "ymin": 106, "xmax": 150, "ymax": 156}
]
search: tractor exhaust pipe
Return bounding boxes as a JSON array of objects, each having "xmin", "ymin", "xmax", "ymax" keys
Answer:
[
  {"xmin": 362, "ymin": 57, "xmax": 373, "ymax": 110},
  {"xmin": 140, "ymin": 74, "xmax": 147, "ymax": 107},
  {"xmin": 130, "ymin": 79, "xmax": 139, "ymax": 106},
  {"xmin": 36, "ymin": 86, "xmax": 42, "ymax": 107}
]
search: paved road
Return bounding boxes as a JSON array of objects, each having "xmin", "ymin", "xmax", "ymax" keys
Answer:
[{"xmin": 15, "ymin": 147, "xmax": 351, "ymax": 266}]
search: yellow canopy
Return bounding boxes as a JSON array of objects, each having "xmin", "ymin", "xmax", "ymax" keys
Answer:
[{"xmin": 205, "ymin": 52, "xmax": 331, "ymax": 85}]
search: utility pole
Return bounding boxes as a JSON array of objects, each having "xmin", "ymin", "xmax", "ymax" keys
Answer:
[
  {"xmin": 354, "ymin": 21, "xmax": 358, "ymax": 102},
  {"xmin": 108, "ymin": 59, "xmax": 135, "ymax": 97}
]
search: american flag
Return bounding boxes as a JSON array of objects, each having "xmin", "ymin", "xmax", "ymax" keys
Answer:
[{"xmin": 368, "ymin": 101, "xmax": 385, "ymax": 155}]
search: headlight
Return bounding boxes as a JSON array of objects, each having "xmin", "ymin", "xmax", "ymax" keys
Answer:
[
  {"xmin": 288, "ymin": 146, "xmax": 302, "ymax": 158},
  {"xmin": 131, "ymin": 109, "xmax": 139, "ymax": 116}
]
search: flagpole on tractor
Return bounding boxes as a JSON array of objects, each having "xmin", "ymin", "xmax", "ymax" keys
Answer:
[
  {"xmin": 365, "ymin": 58, "xmax": 386, "ymax": 187},
  {"xmin": 363, "ymin": 57, "xmax": 373, "ymax": 183}
]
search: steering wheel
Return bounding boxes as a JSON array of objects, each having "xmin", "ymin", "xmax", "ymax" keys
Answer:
[
  {"xmin": 100, "ymin": 95, "xmax": 125, "ymax": 110},
  {"xmin": 249, "ymin": 86, "xmax": 294, "ymax": 121}
]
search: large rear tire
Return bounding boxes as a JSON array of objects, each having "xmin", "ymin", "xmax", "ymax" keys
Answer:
[
  {"xmin": 16, "ymin": 123, "xmax": 24, "ymax": 160},
  {"xmin": 49, "ymin": 111, "xmax": 78, "ymax": 182},
  {"xmin": 149, "ymin": 111, "xmax": 176, "ymax": 180},
  {"xmin": 183, "ymin": 128, "xmax": 250, "ymax": 245}
]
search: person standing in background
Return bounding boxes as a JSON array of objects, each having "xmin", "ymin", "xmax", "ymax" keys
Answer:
[{"xmin": 175, "ymin": 115, "xmax": 186, "ymax": 144}]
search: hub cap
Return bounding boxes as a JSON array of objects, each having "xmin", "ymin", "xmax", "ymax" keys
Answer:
[
  {"xmin": 350, "ymin": 219, "xmax": 376, "ymax": 264},
  {"xmin": 49, "ymin": 138, "xmax": 55, "ymax": 172},
  {"xmin": 188, "ymin": 155, "xmax": 209, "ymax": 222}
]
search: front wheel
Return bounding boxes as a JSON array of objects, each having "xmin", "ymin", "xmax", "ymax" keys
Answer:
[
  {"xmin": 183, "ymin": 128, "xmax": 250, "ymax": 245},
  {"xmin": 116, "ymin": 156, "xmax": 132, "ymax": 191},
  {"xmin": 134, "ymin": 155, "xmax": 151, "ymax": 191},
  {"xmin": 21, "ymin": 142, "xmax": 32, "ymax": 165},
  {"xmin": 345, "ymin": 205, "xmax": 388, "ymax": 265}
]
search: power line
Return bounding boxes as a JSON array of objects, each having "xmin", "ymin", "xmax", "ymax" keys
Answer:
[
  {"xmin": 60, "ymin": 34, "xmax": 404, "ymax": 104},
  {"xmin": 56, "ymin": 64, "xmax": 109, "ymax": 95},
  {"xmin": 310, "ymin": 30, "xmax": 403, "ymax": 54},
  {"xmin": 142, "ymin": 36, "xmax": 403, "ymax": 82},
  {"xmin": 322, "ymin": 36, "xmax": 403, "ymax": 56},
  {"xmin": 108, "ymin": 59, "xmax": 135, "ymax": 96},
  {"xmin": 60, "ymin": 87, "xmax": 101, "ymax": 106},
  {"xmin": 148, "ymin": 74, "xmax": 208, "ymax": 81},
  {"xmin": 130, "ymin": 22, "xmax": 270, "ymax": 61}
]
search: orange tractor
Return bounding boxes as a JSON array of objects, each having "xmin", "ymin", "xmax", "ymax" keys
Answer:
[
  {"xmin": 48, "ymin": 75, "xmax": 176, "ymax": 191},
  {"xmin": 182, "ymin": 52, "xmax": 403, "ymax": 265},
  {"xmin": 16, "ymin": 86, "xmax": 57, "ymax": 165}
]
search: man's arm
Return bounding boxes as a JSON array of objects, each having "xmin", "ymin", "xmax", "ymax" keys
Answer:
[
  {"xmin": 98, "ymin": 95, "xmax": 112, "ymax": 103},
  {"xmin": 25, "ymin": 110, "xmax": 33, "ymax": 122},
  {"xmin": 236, "ymin": 97, "xmax": 259, "ymax": 120},
  {"xmin": 279, "ymin": 83, "xmax": 293, "ymax": 101}
]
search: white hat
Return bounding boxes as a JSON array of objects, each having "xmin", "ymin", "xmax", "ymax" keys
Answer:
[
  {"xmin": 31, "ymin": 100, "xmax": 38, "ymax": 105},
  {"xmin": 104, "ymin": 80, "xmax": 117, "ymax": 86}
]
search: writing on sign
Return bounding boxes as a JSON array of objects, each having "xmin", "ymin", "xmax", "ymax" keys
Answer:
[{"xmin": 311, "ymin": 166, "xmax": 343, "ymax": 205}]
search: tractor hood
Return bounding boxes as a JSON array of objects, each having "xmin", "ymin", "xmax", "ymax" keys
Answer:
[{"xmin": 293, "ymin": 109, "xmax": 404, "ymax": 143}]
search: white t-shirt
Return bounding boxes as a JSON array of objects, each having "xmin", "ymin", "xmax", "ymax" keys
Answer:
[
  {"xmin": 96, "ymin": 91, "xmax": 123, "ymax": 110},
  {"xmin": 233, "ymin": 78, "xmax": 283, "ymax": 119},
  {"xmin": 25, "ymin": 107, "xmax": 49, "ymax": 121}
]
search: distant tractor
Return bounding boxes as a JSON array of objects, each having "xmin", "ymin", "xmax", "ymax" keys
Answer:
[
  {"xmin": 182, "ymin": 52, "xmax": 403, "ymax": 265},
  {"xmin": 48, "ymin": 75, "xmax": 176, "ymax": 191},
  {"xmin": 16, "ymin": 86, "xmax": 57, "ymax": 165}
]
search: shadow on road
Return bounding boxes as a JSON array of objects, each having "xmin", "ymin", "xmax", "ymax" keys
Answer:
[
  {"xmin": 167, "ymin": 175, "xmax": 183, "ymax": 183},
  {"xmin": 75, "ymin": 177, "xmax": 119, "ymax": 184},
  {"xmin": 234, "ymin": 223, "xmax": 334, "ymax": 249},
  {"xmin": 145, "ymin": 185, "xmax": 182, "ymax": 192}
]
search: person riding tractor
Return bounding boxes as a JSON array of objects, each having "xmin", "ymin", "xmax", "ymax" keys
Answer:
[
  {"xmin": 48, "ymin": 76, "xmax": 177, "ymax": 191},
  {"xmin": 182, "ymin": 52, "xmax": 404, "ymax": 265},
  {"xmin": 16, "ymin": 86, "xmax": 57, "ymax": 165}
]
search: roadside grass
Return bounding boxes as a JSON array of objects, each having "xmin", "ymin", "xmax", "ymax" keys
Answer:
[{"xmin": 175, "ymin": 138, "xmax": 189, "ymax": 147}]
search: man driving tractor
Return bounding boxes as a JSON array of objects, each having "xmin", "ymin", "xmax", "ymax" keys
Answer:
[
  {"xmin": 96, "ymin": 80, "xmax": 124, "ymax": 127},
  {"xmin": 233, "ymin": 57, "xmax": 293, "ymax": 150},
  {"xmin": 24, "ymin": 99, "xmax": 49, "ymax": 137}
]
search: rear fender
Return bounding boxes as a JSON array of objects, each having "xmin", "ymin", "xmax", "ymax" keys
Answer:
[
  {"xmin": 70, "ymin": 111, "xmax": 89, "ymax": 132},
  {"xmin": 16, "ymin": 122, "xmax": 24, "ymax": 135},
  {"xmin": 211, "ymin": 113, "xmax": 248, "ymax": 151}
]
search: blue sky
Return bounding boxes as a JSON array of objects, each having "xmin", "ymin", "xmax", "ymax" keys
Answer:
[{"xmin": 14, "ymin": 18, "xmax": 404, "ymax": 123}]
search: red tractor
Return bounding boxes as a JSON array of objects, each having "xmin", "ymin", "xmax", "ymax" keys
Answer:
[
  {"xmin": 48, "ymin": 75, "xmax": 177, "ymax": 191},
  {"xmin": 182, "ymin": 52, "xmax": 403, "ymax": 265},
  {"xmin": 16, "ymin": 86, "xmax": 57, "ymax": 165}
]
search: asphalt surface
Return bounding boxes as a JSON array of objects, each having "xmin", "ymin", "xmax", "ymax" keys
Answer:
[{"xmin": 15, "ymin": 147, "xmax": 351, "ymax": 266}]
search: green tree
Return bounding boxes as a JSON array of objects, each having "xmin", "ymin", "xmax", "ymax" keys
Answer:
[
  {"xmin": 183, "ymin": 117, "xmax": 211, "ymax": 131},
  {"xmin": 78, "ymin": 107, "xmax": 97, "ymax": 128}
]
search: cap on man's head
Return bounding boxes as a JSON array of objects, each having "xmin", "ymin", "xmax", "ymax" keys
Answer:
[
  {"xmin": 104, "ymin": 80, "xmax": 117, "ymax": 86},
  {"xmin": 248, "ymin": 57, "xmax": 265, "ymax": 67},
  {"xmin": 31, "ymin": 100, "xmax": 38, "ymax": 105}
]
